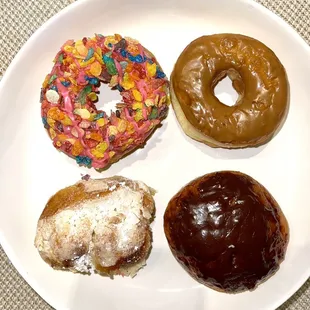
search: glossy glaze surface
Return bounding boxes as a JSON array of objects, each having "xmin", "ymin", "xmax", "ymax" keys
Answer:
[
  {"xmin": 171, "ymin": 34, "xmax": 289, "ymax": 147},
  {"xmin": 164, "ymin": 171, "xmax": 289, "ymax": 293}
]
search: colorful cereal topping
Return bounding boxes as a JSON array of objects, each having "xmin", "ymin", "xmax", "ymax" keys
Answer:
[{"xmin": 41, "ymin": 34, "xmax": 170, "ymax": 169}]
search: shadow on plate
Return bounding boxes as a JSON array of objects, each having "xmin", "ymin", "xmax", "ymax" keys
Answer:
[
  {"xmin": 169, "ymin": 109, "xmax": 293, "ymax": 160},
  {"xmin": 96, "ymin": 121, "xmax": 168, "ymax": 175}
]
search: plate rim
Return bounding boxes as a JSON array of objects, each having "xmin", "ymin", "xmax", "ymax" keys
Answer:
[{"xmin": 0, "ymin": 0, "xmax": 309, "ymax": 309}]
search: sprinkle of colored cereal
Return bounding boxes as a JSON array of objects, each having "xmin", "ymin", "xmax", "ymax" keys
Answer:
[
  {"xmin": 47, "ymin": 107, "xmax": 64, "ymax": 121},
  {"xmin": 103, "ymin": 55, "xmax": 118, "ymax": 76},
  {"xmin": 109, "ymin": 151, "xmax": 116, "ymax": 158},
  {"xmin": 146, "ymin": 62, "xmax": 157, "ymax": 77},
  {"xmin": 91, "ymin": 149, "xmax": 104, "ymax": 159},
  {"xmin": 88, "ymin": 92, "xmax": 98, "ymax": 101},
  {"xmin": 49, "ymin": 128, "xmax": 56, "ymax": 139},
  {"xmin": 48, "ymin": 74, "xmax": 57, "ymax": 84},
  {"xmin": 75, "ymin": 155, "xmax": 92, "ymax": 166},
  {"xmin": 117, "ymin": 119, "xmax": 127, "ymax": 133},
  {"xmin": 122, "ymin": 72, "xmax": 135, "ymax": 90},
  {"xmin": 74, "ymin": 108, "xmax": 91, "ymax": 119},
  {"xmin": 132, "ymin": 102, "xmax": 143, "ymax": 110},
  {"xmin": 62, "ymin": 115, "xmax": 73, "ymax": 126},
  {"xmin": 72, "ymin": 140, "xmax": 84, "ymax": 156},
  {"xmin": 134, "ymin": 109, "xmax": 143, "ymax": 122},
  {"xmin": 109, "ymin": 75, "xmax": 118, "ymax": 88},
  {"xmin": 90, "ymin": 61, "xmax": 102, "ymax": 77},
  {"xmin": 88, "ymin": 132, "xmax": 103, "ymax": 142},
  {"xmin": 47, "ymin": 118, "xmax": 55, "ymax": 128},
  {"xmin": 76, "ymin": 42, "xmax": 88, "ymax": 56},
  {"xmin": 84, "ymin": 48, "xmax": 94, "ymax": 61},
  {"xmin": 46, "ymin": 89, "xmax": 60, "ymax": 104},
  {"xmin": 96, "ymin": 141, "xmax": 108, "ymax": 153},
  {"xmin": 96, "ymin": 118, "xmax": 105, "ymax": 127},
  {"xmin": 132, "ymin": 89, "xmax": 143, "ymax": 101},
  {"xmin": 145, "ymin": 99, "xmax": 154, "ymax": 107},
  {"xmin": 108, "ymin": 126, "xmax": 118, "ymax": 136}
]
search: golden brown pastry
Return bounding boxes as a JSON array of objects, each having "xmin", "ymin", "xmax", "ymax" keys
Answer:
[
  {"xmin": 35, "ymin": 176, "xmax": 155, "ymax": 277},
  {"xmin": 164, "ymin": 171, "xmax": 289, "ymax": 293},
  {"xmin": 171, "ymin": 34, "xmax": 289, "ymax": 148}
]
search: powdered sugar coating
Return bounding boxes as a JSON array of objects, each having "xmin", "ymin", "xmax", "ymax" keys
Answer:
[{"xmin": 35, "ymin": 177, "xmax": 155, "ymax": 277}]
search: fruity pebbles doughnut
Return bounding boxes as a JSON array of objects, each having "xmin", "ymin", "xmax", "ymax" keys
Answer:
[{"xmin": 41, "ymin": 34, "xmax": 169, "ymax": 169}]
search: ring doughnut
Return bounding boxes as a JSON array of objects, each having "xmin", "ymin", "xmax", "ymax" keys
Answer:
[
  {"xmin": 170, "ymin": 34, "xmax": 289, "ymax": 148},
  {"xmin": 41, "ymin": 34, "xmax": 169, "ymax": 169}
]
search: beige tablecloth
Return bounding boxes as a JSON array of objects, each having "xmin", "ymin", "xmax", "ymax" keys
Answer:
[{"xmin": 0, "ymin": 0, "xmax": 309, "ymax": 309}]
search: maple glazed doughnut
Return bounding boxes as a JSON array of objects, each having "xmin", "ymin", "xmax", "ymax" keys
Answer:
[
  {"xmin": 41, "ymin": 34, "xmax": 169, "ymax": 169},
  {"xmin": 171, "ymin": 34, "xmax": 289, "ymax": 148}
]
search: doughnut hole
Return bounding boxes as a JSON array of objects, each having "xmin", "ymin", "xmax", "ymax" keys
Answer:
[
  {"xmin": 213, "ymin": 70, "xmax": 244, "ymax": 107},
  {"xmin": 97, "ymin": 82, "xmax": 123, "ymax": 115}
]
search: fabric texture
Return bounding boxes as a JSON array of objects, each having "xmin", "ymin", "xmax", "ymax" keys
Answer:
[{"xmin": 0, "ymin": 0, "xmax": 309, "ymax": 309}]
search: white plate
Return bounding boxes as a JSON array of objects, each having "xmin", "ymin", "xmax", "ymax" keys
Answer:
[{"xmin": 0, "ymin": 0, "xmax": 310, "ymax": 309}]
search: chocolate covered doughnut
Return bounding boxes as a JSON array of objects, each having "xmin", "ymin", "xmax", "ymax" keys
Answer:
[
  {"xmin": 171, "ymin": 34, "xmax": 289, "ymax": 148},
  {"xmin": 164, "ymin": 171, "xmax": 289, "ymax": 293}
]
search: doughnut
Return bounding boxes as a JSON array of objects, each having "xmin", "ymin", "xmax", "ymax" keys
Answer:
[
  {"xmin": 164, "ymin": 171, "xmax": 289, "ymax": 293},
  {"xmin": 170, "ymin": 34, "xmax": 289, "ymax": 148},
  {"xmin": 41, "ymin": 34, "xmax": 169, "ymax": 169},
  {"xmin": 34, "ymin": 176, "xmax": 155, "ymax": 277}
]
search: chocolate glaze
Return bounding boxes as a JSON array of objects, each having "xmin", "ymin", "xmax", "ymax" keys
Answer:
[
  {"xmin": 164, "ymin": 171, "xmax": 289, "ymax": 293},
  {"xmin": 171, "ymin": 34, "xmax": 289, "ymax": 147}
]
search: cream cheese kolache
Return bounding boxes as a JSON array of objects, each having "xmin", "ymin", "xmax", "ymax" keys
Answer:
[
  {"xmin": 170, "ymin": 34, "xmax": 289, "ymax": 148},
  {"xmin": 34, "ymin": 176, "xmax": 156, "ymax": 277}
]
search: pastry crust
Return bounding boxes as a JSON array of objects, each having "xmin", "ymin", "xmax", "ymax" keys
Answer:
[{"xmin": 35, "ymin": 176, "xmax": 155, "ymax": 277}]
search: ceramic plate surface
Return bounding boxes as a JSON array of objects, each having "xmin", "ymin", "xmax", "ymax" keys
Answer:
[{"xmin": 0, "ymin": 0, "xmax": 309, "ymax": 309}]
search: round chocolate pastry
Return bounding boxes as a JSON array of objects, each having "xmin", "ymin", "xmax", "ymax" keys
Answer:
[
  {"xmin": 171, "ymin": 34, "xmax": 289, "ymax": 148},
  {"xmin": 164, "ymin": 171, "xmax": 289, "ymax": 293}
]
